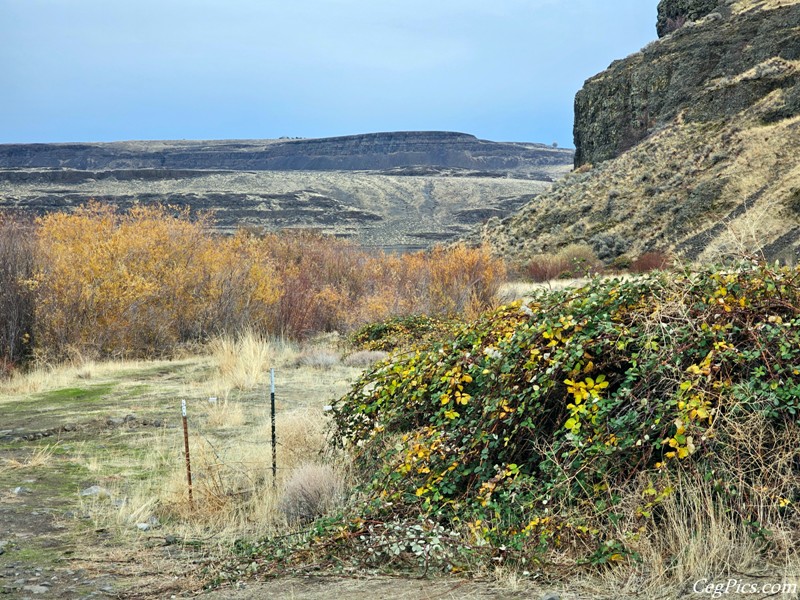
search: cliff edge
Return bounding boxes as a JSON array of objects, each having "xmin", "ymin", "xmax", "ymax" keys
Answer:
[{"xmin": 471, "ymin": 0, "xmax": 800, "ymax": 265}]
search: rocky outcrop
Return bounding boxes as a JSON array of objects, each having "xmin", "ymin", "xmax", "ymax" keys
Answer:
[
  {"xmin": 471, "ymin": 0, "xmax": 800, "ymax": 264},
  {"xmin": 656, "ymin": 0, "xmax": 720, "ymax": 37},
  {"xmin": 574, "ymin": 1, "xmax": 800, "ymax": 167},
  {"xmin": 0, "ymin": 132, "xmax": 572, "ymax": 174}
]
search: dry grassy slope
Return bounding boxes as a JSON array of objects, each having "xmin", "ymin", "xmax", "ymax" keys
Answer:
[
  {"xmin": 470, "ymin": 0, "xmax": 800, "ymax": 264},
  {"xmin": 0, "ymin": 168, "xmax": 567, "ymax": 251}
]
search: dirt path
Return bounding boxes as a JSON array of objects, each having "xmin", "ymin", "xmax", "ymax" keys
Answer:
[{"xmin": 198, "ymin": 575, "xmax": 571, "ymax": 600}]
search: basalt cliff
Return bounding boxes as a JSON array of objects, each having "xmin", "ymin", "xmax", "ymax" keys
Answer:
[
  {"xmin": 0, "ymin": 132, "xmax": 569, "ymax": 173},
  {"xmin": 471, "ymin": 0, "xmax": 800, "ymax": 264}
]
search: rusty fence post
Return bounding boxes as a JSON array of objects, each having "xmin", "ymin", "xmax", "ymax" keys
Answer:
[{"xmin": 182, "ymin": 399, "xmax": 194, "ymax": 509}]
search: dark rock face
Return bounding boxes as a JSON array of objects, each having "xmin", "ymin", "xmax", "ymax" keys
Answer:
[
  {"xmin": 656, "ymin": 0, "xmax": 721, "ymax": 37},
  {"xmin": 471, "ymin": 1, "xmax": 800, "ymax": 264},
  {"xmin": 0, "ymin": 132, "xmax": 572, "ymax": 173},
  {"xmin": 574, "ymin": 2, "xmax": 800, "ymax": 167}
]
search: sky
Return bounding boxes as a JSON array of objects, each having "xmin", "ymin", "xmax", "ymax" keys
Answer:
[{"xmin": 1, "ymin": 0, "xmax": 660, "ymax": 147}]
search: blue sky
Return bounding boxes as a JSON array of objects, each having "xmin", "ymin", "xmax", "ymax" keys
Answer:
[{"xmin": 1, "ymin": 1, "xmax": 660, "ymax": 146}]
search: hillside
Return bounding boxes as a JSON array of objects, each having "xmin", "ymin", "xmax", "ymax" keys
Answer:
[
  {"xmin": 0, "ymin": 132, "xmax": 573, "ymax": 251},
  {"xmin": 470, "ymin": 0, "xmax": 800, "ymax": 264}
]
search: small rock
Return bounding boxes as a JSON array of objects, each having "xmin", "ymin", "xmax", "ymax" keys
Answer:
[
  {"xmin": 152, "ymin": 419, "xmax": 163, "ymax": 428},
  {"xmin": 106, "ymin": 417, "xmax": 124, "ymax": 427},
  {"xmin": 124, "ymin": 414, "xmax": 136, "ymax": 422},
  {"xmin": 79, "ymin": 486, "xmax": 111, "ymax": 499},
  {"xmin": 541, "ymin": 594, "xmax": 560, "ymax": 600},
  {"xmin": 0, "ymin": 541, "xmax": 7, "ymax": 555},
  {"xmin": 62, "ymin": 424, "xmax": 77, "ymax": 432},
  {"xmin": 136, "ymin": 523, "xmax": 150, "ymax": 531},
  {"xmin": 12, "ymin": 487, "xmax": 32, "ymax": 496},
  {"xmin": 23, "ymin": 584, "xmax": 50, "ymax": 594},
  {"xmin": 164, "ymin": 534, "xmax": 178, "ymax": 545}
]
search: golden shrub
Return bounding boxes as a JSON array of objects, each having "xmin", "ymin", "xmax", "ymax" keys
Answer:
[{"xmin": 31, "ymin": 204, "xmax": 507, "ymax": 359}]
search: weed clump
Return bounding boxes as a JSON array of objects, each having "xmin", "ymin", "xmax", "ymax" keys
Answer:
[{"xmin": 279, "ymin": 462, "xmax": 346, "ymax": 525}]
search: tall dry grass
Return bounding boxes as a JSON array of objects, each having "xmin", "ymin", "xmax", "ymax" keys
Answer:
[
  {"xmin": 206, "ymin": 329, "xmax": 293, "ymax": 391},
  {"xmin": 108, "ymin": 404, "xmax": 347, "ymax": 541},
  {"xmin": 592, "ymin": 412, "xmax": 800, "ymax": 597}
]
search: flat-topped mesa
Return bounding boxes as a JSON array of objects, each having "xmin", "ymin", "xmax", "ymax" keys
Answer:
[{"xmin": 0, "ymin": 131, "xmax": 573, "ymax": 173}]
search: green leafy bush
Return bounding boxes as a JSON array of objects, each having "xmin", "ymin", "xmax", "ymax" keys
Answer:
[
  {"xmin": 329, "ymin": 262, "xmax": 800, "ymax": 566},
  {"xmin": 349, "ymin": 314, "xmax": 459, "ymax": 352}
]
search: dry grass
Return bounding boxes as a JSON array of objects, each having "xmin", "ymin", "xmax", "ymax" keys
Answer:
[
  {"xmin": 588, "ymin": 410, "xmax": 800, "ymax": 598},
  {"xmin": 203, "ymin": 397, "xmax": 246, "ymax": 428},
  {"xmin": 1, "ymin": 444, "xmax": 56, "ymax": 472},
  {"xmin": 296, "ymin": 347, "xmax": 341, "ymax": 369},
  {"xmin": 497, "ymin": 278, "xmax": 592, "ymax": 302},
  {"xmin": 590, "ymin": 473, "xmax": 800, "ymax": 599},
  {"xmin": 498, "ymin": 273, "xmax": 639, "ymax": 303},
  {"xmin": 731, "ymin": 0, "xmax": 800, "ymax": 15},
  {"xmin": 207, "ymin": 329, "xmax": 296, "ymax": 392},
  {"xmin": 67, "ymin": 346, "xmax": 360, "ymax": 546},
  {"xmin": 138, "ymin": 405, "xmax": 342, "ymax": 539},
  {"xmin": 343, "ymin": 350, "xmax": 390, "ymax": 367}
]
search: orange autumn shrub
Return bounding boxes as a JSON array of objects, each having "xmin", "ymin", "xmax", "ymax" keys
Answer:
[
  {"xmin": 36, "ymin": 203, "xmax": 209, "ymax": 358},
  {"xmin": 256, "ymin": 231, "xmax": 376, "ymax": 337},
  {"xmin": 35, "ymin": 203, "xmax": 279, "ymax": 359},
  {"xmin": 200, "ymin": 231, "xmax": 282, "ymax": 334},
  {"xmin": 32, "ymin": 203, "xmax": 507, "ymax": 359},
  {"xmin": 419, "ymin": 244, "xmax": 506, "ymax": 319},
  {"xmin": 360, "ymin": 244, "xmax": 505, "ymax": 321}
]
